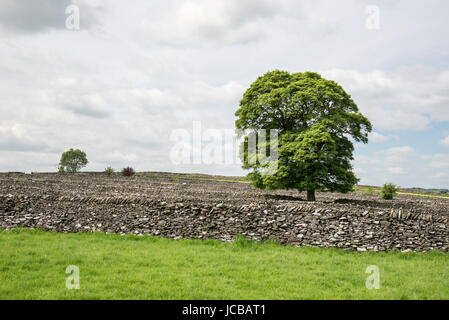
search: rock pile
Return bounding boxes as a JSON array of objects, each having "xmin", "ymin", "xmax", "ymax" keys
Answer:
[{"xmin": 1, "ymin": 193, "xmax": 448, "ymax": 252}]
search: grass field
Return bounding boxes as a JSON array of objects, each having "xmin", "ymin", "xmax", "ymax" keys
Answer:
[
  {"xmin": 354, "ymin": 185, "xmax": 449, "ymax": 199},
  {"xmin": 1, "ymin": 229, "xmax": 448, "ymax": 300}
]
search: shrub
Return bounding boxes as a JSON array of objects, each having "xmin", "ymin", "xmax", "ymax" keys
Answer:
[
  {"xmin": 104, "ymin": 166, "xmax": 114, "ymax": 176},
  {"xmin": 59, "ymin": 148, "xmax": 88, "ymax": 173},
  {"xmin": 58, "ymin": 166, "xmax": 65, "ymax": 174},
  {"xmin": 381, "ymin": 183, "xmax": 399, "ymax": 200},
  {"xmin": 121, "ymin": 167, "xmax": 135, "ymax": 177},
  {"xmin": 246, "ymin": 171, "xmax": 264, "ymax": 189}
]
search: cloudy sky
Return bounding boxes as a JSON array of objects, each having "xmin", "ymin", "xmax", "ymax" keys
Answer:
[{"xmin": 1, "ymin": 0, "xmax": 449, "ymax": 188}]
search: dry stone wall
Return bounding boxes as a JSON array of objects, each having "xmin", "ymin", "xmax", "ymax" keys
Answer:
[{"xmin": 1, "ymin": 193, "xmax": 448, "ymax": 252}]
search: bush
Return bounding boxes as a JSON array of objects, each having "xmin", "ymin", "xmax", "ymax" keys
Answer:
[
  {"xmin": 381, "ymin": 183, "xmax": 399, "ymax": 200},
  {"xmin": 104, "ymin": 166, "xmax": 114, "ymax": 176},
  {"xmin": 58, "ymin": 166, "xmax": 65, "ymax": 174},
  {"xmin": 59, "ymin": 148, "xmax": 88, "ymax": 173},
  {"xmin": 121, "ymin": 167, "xmax": 135, "ymax": 177},
  {"xmin": 246, "ymin": 171, "xmax": 264, "ymax": 189}
]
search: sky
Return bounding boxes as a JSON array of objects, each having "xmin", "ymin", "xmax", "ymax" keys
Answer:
[{"xmin": 0, "ymin": 0, "xmax": 449, "ymax": 188}]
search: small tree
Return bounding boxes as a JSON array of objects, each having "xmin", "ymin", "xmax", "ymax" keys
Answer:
[
  {"xmin": 122, "ymin": 167, "xmax": 135, "ymax": 177},
  {"xmin": 381, "ymin": 183, "xmax": 399, "ymax": 200},
  {"xmin": 59, "ymin": 149, "xmax": 88, "ymax": 173},
  {"xmin": 104, "ymin": 166, "xmax": 114, "ymax": 176}
]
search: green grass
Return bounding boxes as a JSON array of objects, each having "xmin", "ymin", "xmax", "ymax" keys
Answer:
[
  {"xmin": 0, "ymin": 229, "xmax": 448, "ymax": 300},
  {"xmin": 353, "ymin": 186, "xmax": 449, "ymax": 199},
  {"xmin": 171, "ymin": 176, "xmax": 251, "ymax": 184},
  {"xmin": 395, "ymin": 192, "xmax": 449, "ymax": 199}
]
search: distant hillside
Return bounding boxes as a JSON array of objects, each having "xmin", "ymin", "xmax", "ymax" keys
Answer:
[{"xmin": 409, "ymin": 187, "xmax": 449, "ymax": 194}]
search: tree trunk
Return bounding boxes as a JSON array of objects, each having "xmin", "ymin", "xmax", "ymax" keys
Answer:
[{"xmin": 307, "ymin": 190, "xmax": 316, "ymax": 202}]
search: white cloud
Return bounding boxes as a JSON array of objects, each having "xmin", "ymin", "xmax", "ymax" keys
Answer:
[
  {"xmin": 353, "ymin": 155, "xmax": 381, "ymax": 166},
  {"xmin": 354, "ymin": 167, "xmax": 366, "ymax": 175},
  {"xmin": 433, "ymin": 172, "xmax": 449, "ymax": 180},
  {"xmin": 369, "ymin": 132, "xmax": 388, "ymax": 143},
  {"xmin": 388, "ymin": 167, "xmax": 405, "ymax": 174},
  {"xmin": 442, "ymin": 135, "xmax": 449, "ymax": 146},
  {"xmin": 139, "ymin": 0, "xmax": 281, "ymax": 47},
  {"xmin": 383, "ymin": 146, "xmax": 416, "ymax": 163},
  {"xmin": 0, "ymin": 124, "xmax": 51, "ymax": 152},
  {"xmin": 368, "ymin": 132, "xmax": 399, "ymax": 143},
  {"xmin": 0, "ymin": 0, "xmax": 99, "ymax": 34},
  {"xmin": 430, "ymin": 161, "xmax": 449, "ymax": 169},
  {"xmin": 354, "ymin": 147, "xmax": 449, "ymax": 188},
  {"xmin": 428, "ymin": 154, "xmax": 449, "ymax": 168},
  {"xmin": 323, "ymin": 67, "xmax": 449, "ymax": 131},
  {"xmin": 0, "ymin": 0, "xmax": 449, "ymax": 185}
]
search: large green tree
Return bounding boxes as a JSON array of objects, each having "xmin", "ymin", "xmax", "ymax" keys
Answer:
[
  {"xmin": 59, "ymin": 148, "xmax": 88, "ymax": 173},
  {"xmin": 235, "ymin": 70, "xmax": 372, "ymax": 201}
]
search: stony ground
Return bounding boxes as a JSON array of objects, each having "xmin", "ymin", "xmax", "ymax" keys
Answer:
[{"xmin": 1, "ymin": 172, "xmax": 448, "ymax": 252}]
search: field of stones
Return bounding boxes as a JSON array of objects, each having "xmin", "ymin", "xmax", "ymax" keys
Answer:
[{"xmin": 1, "ymin": 172, "xmax": 448, "ymax": 252}]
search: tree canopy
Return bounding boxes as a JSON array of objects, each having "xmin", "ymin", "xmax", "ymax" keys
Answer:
[
  {"xmin": 59, "ymin": 148, "xmax": 88, "ymax": 173},
  {"xmin": 235, "ymin": 70, "xmax": 372, "ymax": 201}
]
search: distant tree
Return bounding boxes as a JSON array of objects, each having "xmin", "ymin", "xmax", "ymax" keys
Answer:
[
  {"xmin": 121, "ymin": 167, "xmax": 135, "ymax": 177},
  {"xmin": 235, "ymin": 70, "xmax": 372, "ymax": 201},
  {"xmin": 381, "ymin": 183, "xmax": 399, "ymax": 200},
  {"xmin": 104, "ymin": 166, "xmax": 114, "ymax": 176},
  {"xmin": 59, "ymin": 149, "xmax": 88, "ymax": 173}
]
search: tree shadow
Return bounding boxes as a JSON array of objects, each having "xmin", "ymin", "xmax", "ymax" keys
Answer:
[
  {"xmin": 333, "ymin": 198, "xmax": 399, "ymax": 209},
  {"xmin": 264, "ymin": 194, "xmax": 305, "ymax": 201}
]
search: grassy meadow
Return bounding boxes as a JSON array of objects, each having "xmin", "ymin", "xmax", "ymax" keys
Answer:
[{"xmin": 0, "ymin": 229, "xmax": 448, "ymax": 300}]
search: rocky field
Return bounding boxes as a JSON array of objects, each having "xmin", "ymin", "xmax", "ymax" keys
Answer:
[{"xmin": 1, "ymin": 172, "xmax": 448, "ymax": 252}]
